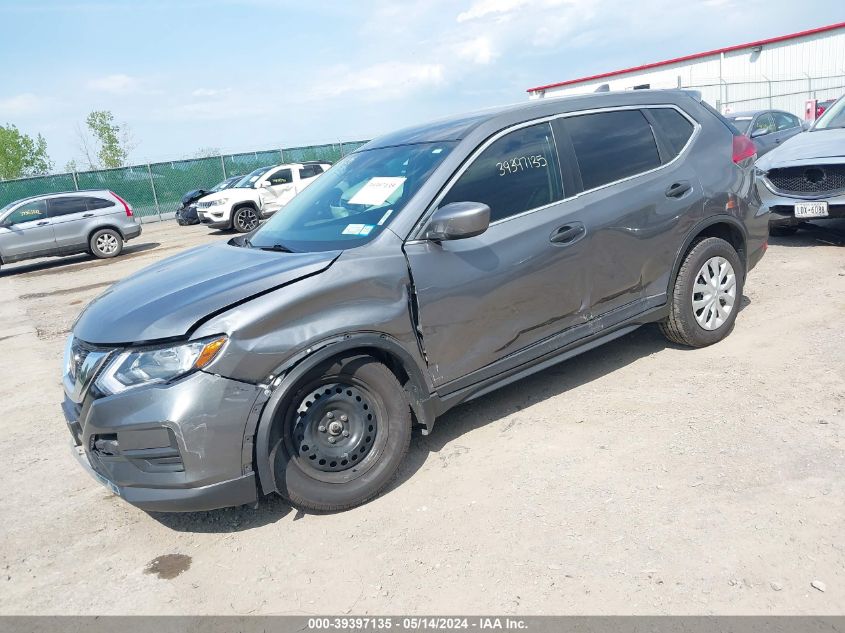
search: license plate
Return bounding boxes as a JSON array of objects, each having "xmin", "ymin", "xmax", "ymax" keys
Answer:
[{"xmin": 795, "ymin": 201, "xmax": 828, "ymax": 218}]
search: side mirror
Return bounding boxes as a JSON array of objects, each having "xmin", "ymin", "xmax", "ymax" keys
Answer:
[
  {"xmin": 750, "ymin": 127, "xmax": 769, "ymax": 138},
  {"xmin": 424, "ymin": 201, "xmax": 490, "ymax": 241}
]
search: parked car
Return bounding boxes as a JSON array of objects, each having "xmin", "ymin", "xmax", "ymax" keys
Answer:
[
  {"xmin": 726, "ymin": 110, "xmax": 803, "ymax": 157},
  {"xmin": 196, "ymin": 161, "xmax": 331, "ymax": 232},
  {"xmin": 0, "ymin": 190, "xmax": 141, "ymax": 271},
  {"xmin": 756, "ymin": 95, "xmax": 845, "ymax": 236},
  {"xmin": 176, "ymin": 175, "xmax": 242, "ymax": 226},
  {"xmin": 62, "ymin": 90, "xmax": 766, "ymax": 513},
  {"xmin": 816, "ymin": 98, "xmax": 837, "ymax": 118}
]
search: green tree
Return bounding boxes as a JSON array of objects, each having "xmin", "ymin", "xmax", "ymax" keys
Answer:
[
  {"xmin": 0, "ymin": 124, "xmax": 53, "ymax": 180},
  {"xmin": 84, "ymin": 110, "xmax": 133, "ymax": 169}
]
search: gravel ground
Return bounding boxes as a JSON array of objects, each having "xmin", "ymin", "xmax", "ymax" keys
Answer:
[{"xmin": 0, "ymin": 219, "xmax": 843, "ymax": 615}]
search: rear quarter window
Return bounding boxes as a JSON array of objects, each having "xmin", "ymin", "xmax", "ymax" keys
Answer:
[
  {"xmin": 649, "ymin": 108, "xmax": 695, "ymax": 158},
  {"xmin": 87, "ymin": 197, "xmax": 116, "ymax": 210},
  {"xmin": 566, "ymin": 110, "xmax": 661, "ymax": 190}
]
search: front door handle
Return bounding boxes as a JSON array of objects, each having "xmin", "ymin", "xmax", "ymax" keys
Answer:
[
  {"xmin": 665, "ymin": 181, "xmax": 692, "ymax": 198},
  {"xmin": 37, "ymin": 221, "xmax": 50, "ymax": 226},
  {"xmin": 83, "ymin": 213, "xmax": 95, "ymax": 217},
  {"xmin": 550, "ymin": 223, "xmax": 585, "ymax": 245}
]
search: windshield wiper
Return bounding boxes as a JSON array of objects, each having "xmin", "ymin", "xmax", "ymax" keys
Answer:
[{"xmin": 259, "ymin": 243, "xmax": 294, "ymax": 253}]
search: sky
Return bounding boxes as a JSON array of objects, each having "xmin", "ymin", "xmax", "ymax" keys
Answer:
[{"xmin": 0, "ymin": 0, "xmax": 842, "ymax": 169}]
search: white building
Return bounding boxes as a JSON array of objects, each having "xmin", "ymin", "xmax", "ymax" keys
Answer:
[{"xmin": 527, "ymin": 22, "xmax": 845, "ymax": 117}]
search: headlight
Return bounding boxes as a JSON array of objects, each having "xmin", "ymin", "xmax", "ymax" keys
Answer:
[
  {"xmin": 95, "ymin": 336, "xmax": 227, "ymax": 395},
  {"xmin": 207, "ymin": 198, "xmax": 228, "ymax": 206}
]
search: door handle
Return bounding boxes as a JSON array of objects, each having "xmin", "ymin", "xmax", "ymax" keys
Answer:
[
  {"xmin": 83, "ymin": 213, "xmax": 95, "ymax": 217},
  {"xmin": 37, "ymin": 221, "xmax": 50, "ymax": 226},
  {"xmin": 665, "ymin": 181, "xmax": 692, "ymax": 198},
  {"xmin": 550, "ymin": 223, "xmax": 585, "ymax": 245}
]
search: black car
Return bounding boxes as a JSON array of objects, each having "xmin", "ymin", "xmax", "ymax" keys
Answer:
[{"xmin": 175, "ymin": 175, "xmax": 242, "ymax": 225}]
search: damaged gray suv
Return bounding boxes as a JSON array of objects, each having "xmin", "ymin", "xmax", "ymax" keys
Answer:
[{"xmin": 63, "ymin": 90, "xmax": 768, "ymax": 513}]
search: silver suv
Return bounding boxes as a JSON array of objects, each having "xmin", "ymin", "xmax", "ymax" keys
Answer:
[{"xmin": 0, "ymin": 190, "xmax": 142, "ymax": 271}]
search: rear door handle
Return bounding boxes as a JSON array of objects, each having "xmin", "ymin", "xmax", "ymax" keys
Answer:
[
  {"xmin": 665, "ymin": 181, "xmax": 692, "ymax": 198},
  {"xmin": 83, "ymin": 213, "xmax": 95, "ymax": 217},
  {"xmin": 37, "ymin": 221, "xmax": 50, "ymax": 226},
  {"xmin": 550, "ymin": 223, "xmax": 585, "ymax": 245}
]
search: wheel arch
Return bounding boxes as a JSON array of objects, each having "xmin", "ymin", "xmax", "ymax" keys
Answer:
[
  {"xmin": 251, "ymin": 333, "xmax": 433, "ymax": 496},
  {"xmin": 671, "ymin": 215, "xmax": 748, "ymax": 289}
]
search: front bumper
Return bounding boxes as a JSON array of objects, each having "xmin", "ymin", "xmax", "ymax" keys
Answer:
[
  {"xmin": 757, "ymin": 178, "xmax": 845, "ymax": 227},
  {"xmin": 62, "ymin": 369, "xmax": 262, "ymax": 512},
  {"xmin": 197, "ymin": 206, "xmax": 232, "ymax": 229}
]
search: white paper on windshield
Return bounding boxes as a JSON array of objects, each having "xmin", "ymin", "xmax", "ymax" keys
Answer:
[
  {"xmin": 342, "ymin": 224, "xmax": 366, "ymax": 235},
  {"xmin": 348, "ymin": 177, "xmax": 406, "ymax": 206}
]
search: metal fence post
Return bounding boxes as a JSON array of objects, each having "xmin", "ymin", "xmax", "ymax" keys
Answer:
[
  {"xmin": 220, "ymin": 154, "xmax": 227, "ymax": 179},
  {"xmin": 147, "ymin": 163, "xmax": 161, "ymax": 222},
  {"xmin": 279, "ymin": 148, "xmax": 285, "ymax": 163},
  {"xmin": 71, "ymin": 170, "xmax": 79, "ymax": 191}
]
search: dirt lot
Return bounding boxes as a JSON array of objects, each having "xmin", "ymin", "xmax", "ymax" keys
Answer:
[{"xmin": 0, "ymin": 219, "xmax": 843, "ymax": 615}]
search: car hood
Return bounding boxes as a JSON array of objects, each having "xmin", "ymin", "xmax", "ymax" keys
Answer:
[
  {"xmin": 199, "ymin": 188, "xmax": 255, "ymax": 203},
  {"xmin": 73, "ymin": 242, "xmax": 340, "ymax": 345},
  {"xmin": 181, "ymin": 189, "xmax": 207, "ymax": 205},
  {"xmin": 757, "ymin": 129, "xmax": 845, "ymax": 169}
]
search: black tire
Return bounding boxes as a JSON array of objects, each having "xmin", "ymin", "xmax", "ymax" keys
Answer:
[
  {"xmin": 89, "ymin": 228, "xmax": 123, "ymax": 259},
  {"xmin": 232, "ymin": 206, "xmax": 260, "ymax": 233},
  {"xmin": 769, "ymin": 224, "xmax": 799, "ymax": 237},
  {"xmin": 659, "ymin": 237, "xmax": 744, "ymax": 348},
  {"xmin": 272, "ymin": 355, "xmax": 411, "ymax": 512}
]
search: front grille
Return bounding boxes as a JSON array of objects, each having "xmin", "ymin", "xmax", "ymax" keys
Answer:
[
  {"xmin": 197, "ymin": 201, "xmax": 215, "ymax": 209},
  {"xmin": 766, "ymin": 164, "xmax": 845, "ymax": 196}
]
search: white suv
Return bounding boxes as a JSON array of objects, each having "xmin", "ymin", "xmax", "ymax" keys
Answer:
[{"xmin": 196, "ymin": 162, "xmax": 331, "ymax": 232}]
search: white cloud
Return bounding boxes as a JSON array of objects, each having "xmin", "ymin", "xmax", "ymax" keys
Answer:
[
  {"xmin": 191, "ymin": 87, "xmax": 231, "ymax": 97},
  {"xmin": 456, "ymin": 37, "xmax": 497, "ymax": 64},
  {"xmin": 307, "ymin": 62, "xmax": 446, "ymax": 101},
  {"xmin": 0, "ymin": 93, "xmax": 45, "ymax": 117},
  {"xmin": 87, "ymin": 74, "xmax": 145, "ymax": 95}
]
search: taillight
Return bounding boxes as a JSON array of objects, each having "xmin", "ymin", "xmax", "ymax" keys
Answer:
[
  {"xmin": 110, "ymin": 191, "xmax": 133, "ymax": 217},
  {"xmin": 732, "ymin": 134, "xmax": 756, "ymax": 164}
]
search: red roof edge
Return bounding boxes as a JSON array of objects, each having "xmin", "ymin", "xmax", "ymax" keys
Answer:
[{"xmin": 526, "ymin": 21, "xmax": 845, "ymax": 93}]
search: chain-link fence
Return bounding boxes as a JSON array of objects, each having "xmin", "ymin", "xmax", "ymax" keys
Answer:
[
  {"xmin": 684, "ymin": 73, "xmax": 845, "ymax": 116},
  {"xmin": 0, "ymin": 141, "xmax": 368, "ymax": 222}
]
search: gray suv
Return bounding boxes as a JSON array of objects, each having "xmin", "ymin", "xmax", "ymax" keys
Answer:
[
  {"xmin": 62, "ymin": 91, "xmax": 768, "ymax": 513},
  {"xmin": 0, "ymin": 190, "xmax": 141, "ymax": 271}
]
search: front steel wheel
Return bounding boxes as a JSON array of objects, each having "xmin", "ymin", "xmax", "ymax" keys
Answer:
[{"xmin": 272, "ymin": 356, "xmax": 411, "ymax": 511}]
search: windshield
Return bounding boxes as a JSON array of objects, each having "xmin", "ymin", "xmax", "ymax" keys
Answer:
[
  {"xmin": 210, "ymin": 177, "xmax": 238, "ymax": 192},
  {"xmin": 234, "ymin": 166, "xmax": 273, "ymax": 188},
  {"xmin": 813, "ymin": 97, "xmax": 845, "ymax": 130},
  {"xmin": 249, "ymin": 142, "xmax": 456, "ymax": 252},
  {"xmin": 727, "ymin": 116, "xmax": 753, "ymax": 134}
]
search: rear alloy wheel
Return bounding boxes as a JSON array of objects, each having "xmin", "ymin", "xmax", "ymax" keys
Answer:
[
  {"xmin": 659, "ymin": 237, "xmax": 743, "ymax": 347},
  {"xmin": 89, "ymin": 228, "xmax": 123, "ymax": 259},
  {"xmin": 272, "ymin": 356, "xmax": 411, "ymax": 512},
  {"xmin": 233, "ymin": 206, "xmax": 259, "ymax": 233}
]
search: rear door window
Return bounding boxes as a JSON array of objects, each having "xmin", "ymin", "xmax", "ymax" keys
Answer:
[
  {"xmin": 773, "ymin": 112, "xmax": 800, "ymax": 131},
  {"xmin": 566, "ymin": 110, "xmax": 661, "ymax": 190},
  {"xmin": 440, "ymin": 122, "xmax": 563, "ymax": 223},
  {"xmin": 649, "ymin": 108, "xmax": 695, "ymax": 158},
  {"xmin": 86, "ymin": 197, "xmax": 116, "ymax": 210},
  {"xmin": 48, "ymin": 196, "xmax": 90, "ymax": 217}
]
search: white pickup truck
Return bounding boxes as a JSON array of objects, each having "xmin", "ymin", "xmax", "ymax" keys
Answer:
[{"xmin": 196, "ymin": 161, "xmax": 331, "ymax": 232}]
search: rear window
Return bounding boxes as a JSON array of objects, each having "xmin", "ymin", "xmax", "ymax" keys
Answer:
[
  {"xmin": 566, "ymin": 110, "xmax": 661, "ymax": 191},
  {"xmin": 650, "ymin": 108, "xmax": 695, "ymax": 158},
  {"xmin": 87, "ymin": 197, "xmax": 115, "ymax": 210}
]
